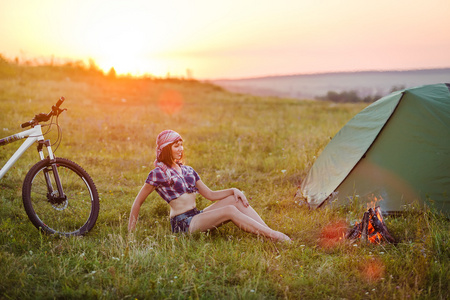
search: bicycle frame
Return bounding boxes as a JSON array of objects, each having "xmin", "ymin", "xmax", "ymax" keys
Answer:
[
  {"xmin": 0, "ymin": 125, "xmax": 55, "ymax": 179},
  {"xmin": 0, "ymin": 97, "xmax": 99, "ymax": 236}
]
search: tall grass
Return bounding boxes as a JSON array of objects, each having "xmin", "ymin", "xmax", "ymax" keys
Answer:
[{"xmin": 0, "ymin": 62, "xmax": 448, "ymax": 299}]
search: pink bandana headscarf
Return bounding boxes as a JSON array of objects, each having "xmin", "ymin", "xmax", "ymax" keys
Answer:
[{"xmin": 154, "ymin": 130, "xmax": 182, "ymax": 182}]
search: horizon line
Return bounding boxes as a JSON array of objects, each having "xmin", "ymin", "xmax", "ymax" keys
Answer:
[{"xmin": 208, "ymin": 67, "xmax": 450, "ymax": 82}]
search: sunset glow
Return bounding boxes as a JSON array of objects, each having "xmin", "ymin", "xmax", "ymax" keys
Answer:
[{"xmin": 1, "ymin": 0, "xmax": 449, "ymax": 79}]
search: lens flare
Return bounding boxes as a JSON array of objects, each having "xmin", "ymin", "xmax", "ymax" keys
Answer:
[
  {"xmin": 158, "ymin": 90, "xmax": 184, "ymax": 115},
  {"xmin": 361, "ymin": 257, "xmax": 385, "ymax": 282},
  {"xmin": 319, "ymin": 219, "xmax": 347, "ymax": 249}
]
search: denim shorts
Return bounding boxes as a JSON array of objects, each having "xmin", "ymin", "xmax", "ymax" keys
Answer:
[{"xmin": 170, "ymin": 208, "xmax": 203, "ymax": 233}]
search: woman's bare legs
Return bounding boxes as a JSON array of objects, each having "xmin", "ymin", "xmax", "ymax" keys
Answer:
[
  {"xmin": 189, "ymin": 197, "xmax": 290, "ymax": 242},
  {"xmin": 203, "ymin": 195, "xmax": 269, "ymax": 227}
]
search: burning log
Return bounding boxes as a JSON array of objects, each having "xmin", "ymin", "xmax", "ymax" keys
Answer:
[
  {"xmin": 346, "ymin": 206, "xmax": 395, "ymax": 244},
  {"xmin": 360, "ymin": 211, "xmax": 370, "ymax": 242},
  {"xmin": 369, "ymin": 207, "xmax": 395, "ymax": 243}
]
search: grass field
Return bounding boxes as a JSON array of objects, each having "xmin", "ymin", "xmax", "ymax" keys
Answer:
[{"xmin": 0, "ymin": 62, "xmax": 449, "ymax": 299}]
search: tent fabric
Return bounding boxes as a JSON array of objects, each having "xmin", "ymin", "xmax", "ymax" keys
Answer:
[
  {"xmin": 298, "ymin": 83, "xmax": 450, "ymax": 215},
  {"xmin": 299, "ymin": 91, "xmax": 403, "ymax": 207}
]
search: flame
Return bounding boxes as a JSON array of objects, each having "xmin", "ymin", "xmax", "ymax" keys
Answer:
[
  {"xmin": 375, "ymin": 208, "xmax": 384, "ymax": 223},
  {"xmin": 367, "ymin": 208, "xmax": 384, "ymax": 244},
  {"xmin": 368, "ymin": 231, "xmax": 383, "ymax": 244},
  {"xmin": 366, "ymin": 194, "xmax": 384, "ymax": 210},
  {"xmin": 348, "ymin": 206, "xmax": 390, "ymax": 244}
]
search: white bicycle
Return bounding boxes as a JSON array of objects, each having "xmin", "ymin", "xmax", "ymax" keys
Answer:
[{"xmin": 0, "ymin": 97, "xmax": 99, "ymax": 236}]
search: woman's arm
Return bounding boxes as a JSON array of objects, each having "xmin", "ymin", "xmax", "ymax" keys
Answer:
[
  {"xmin": 128, "ymin": 183, "xmax": 155, "ymax": 232},
  {"xmin": 196, "ymin": 180, "xmax": 249, "ymax": 207}
]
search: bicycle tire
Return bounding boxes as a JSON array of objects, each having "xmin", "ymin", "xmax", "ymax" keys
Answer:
[{"xmin": 22, "ymin": 157, "xmax": 100, "ymax": 236}]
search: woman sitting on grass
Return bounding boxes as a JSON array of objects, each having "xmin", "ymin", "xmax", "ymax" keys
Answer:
[{"xmin": 128, "ymin": 130, "xmax": 291, "ymax": 242}]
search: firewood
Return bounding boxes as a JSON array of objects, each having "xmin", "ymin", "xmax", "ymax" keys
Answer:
[
  {"xmin": 346, "ymin": 222, "xmax": 362, "ymax": 240},
  {"xmin": 374, "ymin": 207, "xmax": 395, "ymax": 243},
  {"xmin": 360, "ymin": 211, "xmax": 370, "ymax": 243},
  {"xmin": 346, "ymin": 206, "xmax": 395, "ymax": 244}
]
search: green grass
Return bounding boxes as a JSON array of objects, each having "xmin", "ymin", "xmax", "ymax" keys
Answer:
[{"xmin": 0, "ymin": 62, "xmax": 449, "ymax": 299}]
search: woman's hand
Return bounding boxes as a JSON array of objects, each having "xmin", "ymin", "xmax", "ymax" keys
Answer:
[
  {"xmin": 233, "ymin": 188, "xmax": 249, "ymax": 207},
  {"xmin": 196, "ymin": 180, "xmax": 249, "ymax": 206}
]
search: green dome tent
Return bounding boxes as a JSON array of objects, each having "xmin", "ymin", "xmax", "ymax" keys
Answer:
[{"xmin": 297, "ymin": 83, "xmax": 450, "ymax": 215}]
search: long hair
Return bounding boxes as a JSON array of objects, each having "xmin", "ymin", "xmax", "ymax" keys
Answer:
[
  {"xmin": 153, "ymin": 130, "xmax": 183, "ymax": 184},
  {"xmin": 158, "ymin": 141, "xmax": 183, "ymax": 167}
]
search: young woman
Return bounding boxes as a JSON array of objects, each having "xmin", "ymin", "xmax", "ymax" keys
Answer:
[{"xmin": 128, "ymin": 130, "xmax": 291, "ymax": 242}]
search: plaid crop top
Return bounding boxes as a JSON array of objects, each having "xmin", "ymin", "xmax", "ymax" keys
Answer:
[{"xmin": 145, "ymin": 165, "xmax": 201, "ymax": 203}]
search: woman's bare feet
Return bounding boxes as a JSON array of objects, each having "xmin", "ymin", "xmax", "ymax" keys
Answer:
[{"xmin": 273, "ymin": 231, "xmax": 292, "ymax": 243}]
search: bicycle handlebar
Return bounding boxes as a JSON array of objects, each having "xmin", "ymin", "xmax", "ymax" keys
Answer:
[
  {"xmin": 20, "ymin": 121, "xmax": 34, "ymax": 129},
  {"xmin": 21, "ymin": 97, "xmax": 66, "ymax": 128},
  {"xmin": 55, "ymin": 97, "xmax": 64, "ymax": 108}
]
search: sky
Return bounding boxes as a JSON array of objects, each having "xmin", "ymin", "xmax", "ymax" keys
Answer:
[{"xmin": 1, "ymin": 0, "xmax": 449, "ymax": 79}]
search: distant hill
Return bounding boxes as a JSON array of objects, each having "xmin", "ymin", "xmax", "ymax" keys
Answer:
[{"xmin": 211, "ymin": 68, "xmax": 450, "ymax": 100}]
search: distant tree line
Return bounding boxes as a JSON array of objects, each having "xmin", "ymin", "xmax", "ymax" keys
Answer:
[
  {"xmin": 0, "ymin": 54, "xmax": 197, "ymax": 83},
  {"xmin": 316, "ymin": 85, "xmax": 406, "ymax": 103}
]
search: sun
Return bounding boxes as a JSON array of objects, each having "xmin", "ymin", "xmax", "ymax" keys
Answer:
[
  {"xmin": 84, "ymin": 22, "xmax": 146, "ymax": 75},
  {"xmin": 48, "ymin": 1, "xmax": 217, "ymax": 78},
  {"xmin": 76, "ymin": 3, "xmax": 176, "ymax": 77}
]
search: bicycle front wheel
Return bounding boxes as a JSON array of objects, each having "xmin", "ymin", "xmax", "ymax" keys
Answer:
[{"xmin": 22, "ymin": 157, "xmax": 100, "ymax": 236}]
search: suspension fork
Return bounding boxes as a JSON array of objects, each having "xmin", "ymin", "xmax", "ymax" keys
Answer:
[{"xmin": 37, "ymin": 140, "xmax": 66, "ymax": 201}]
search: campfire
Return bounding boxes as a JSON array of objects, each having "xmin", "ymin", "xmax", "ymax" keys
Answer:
[{"xmin": 346, "ymin": 206, "xmax": 395, "ymax": 244}]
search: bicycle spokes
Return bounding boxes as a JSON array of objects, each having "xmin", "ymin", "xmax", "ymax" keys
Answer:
[{"xmin": 23, "ymin": 158, "xmax": 99, "ymax": 236}]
